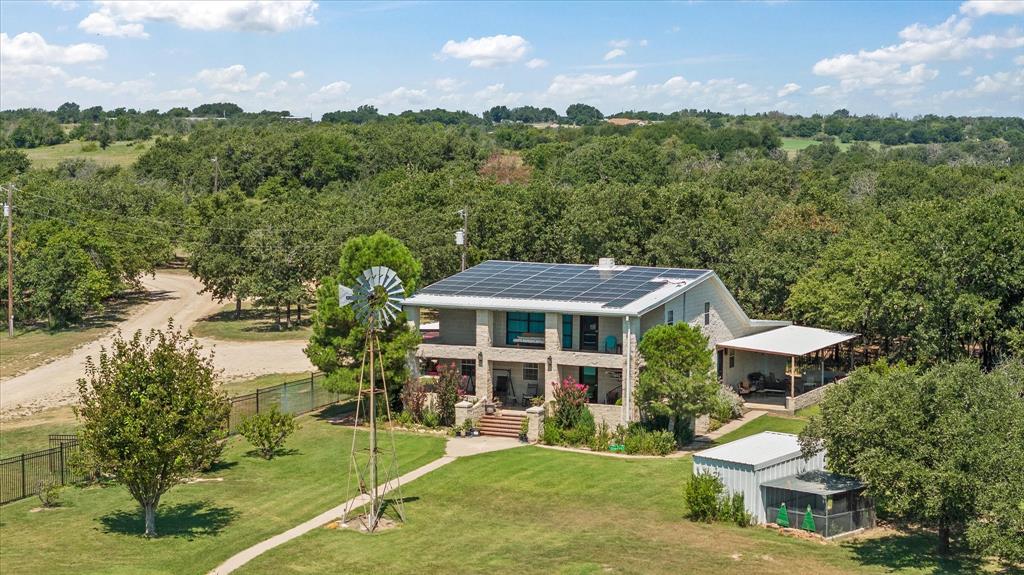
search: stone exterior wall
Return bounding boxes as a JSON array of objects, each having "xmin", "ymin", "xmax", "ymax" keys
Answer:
[
  {"xmin": 786, "ymin": 381, "xmax": 834, "ymax": 412},
  {"xmin": 587, "ymin": 403, "xmax": 625, "ymax": 428}
]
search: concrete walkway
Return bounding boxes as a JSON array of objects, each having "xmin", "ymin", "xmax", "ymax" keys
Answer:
[
  {"xmin": 699, "ymin": 409, "xmax": 767, "ymax": 441},
  {"xmin": 208, "ymin": 436, "xmax": 523, "ymax": 575}
]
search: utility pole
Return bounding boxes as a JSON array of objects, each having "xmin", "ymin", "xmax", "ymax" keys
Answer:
[
  {"xmin": 455, "ymin": 207, "xmax": 467, "ymax": 271},
  {"xmin": 210, "ymin": 157, "xmax": 219, "ymax": 194},
  {"xmin": 4, "ymin": 184, "xmax": 13, "ymax": 338}
]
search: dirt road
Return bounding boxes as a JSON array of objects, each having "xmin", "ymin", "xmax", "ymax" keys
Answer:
[{"xmin": 0, "ymin": 271, "xmax": 313, "ymax": 419}]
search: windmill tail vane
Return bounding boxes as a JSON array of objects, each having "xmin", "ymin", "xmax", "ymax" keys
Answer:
[{"xmin": 337, "ymin": 266, "xmax": 408, "ymax": 532}]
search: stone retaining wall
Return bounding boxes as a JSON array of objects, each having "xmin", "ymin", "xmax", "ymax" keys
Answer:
[{"xmin": 587, "ymin": 403, "xmax": 625, "ymax": 428}]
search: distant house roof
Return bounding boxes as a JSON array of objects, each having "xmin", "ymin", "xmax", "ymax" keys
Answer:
[
  {"xmin": 402, "ymin": 259, "xmax": 712, "ymax": 316},
  {"xmin": 693, "ymin": 432, "xmax": 806, "ymax": 470},
  {"xmin": 606, "ymin": 117, "xmax": 647, "ymax": 126},
  {"xmin": 716, "ymin": 325, "xmax": 858, "ymax": 357}
]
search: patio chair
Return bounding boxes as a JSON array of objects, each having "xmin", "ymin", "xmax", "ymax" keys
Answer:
[
  {"xmin": 522, "ymin": 382, "xmax": 539, "ymax": 407},
  {"xmin": 604, "ymin": 335, "xmax": 620, "ymax": 353}
]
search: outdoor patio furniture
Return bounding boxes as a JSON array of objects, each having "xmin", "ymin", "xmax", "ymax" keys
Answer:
[
  {"xmin": 522, "ymin": 382, "xmax": 539, "ymax": 407},
  {"xmin": 604, "ymin": 335, "xmax": 621, "ymax": 353}
]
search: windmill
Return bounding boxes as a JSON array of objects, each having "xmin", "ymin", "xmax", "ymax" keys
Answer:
[{"xmin": 339, "ymin": 266, "xmax": 407, "ymax": 532}]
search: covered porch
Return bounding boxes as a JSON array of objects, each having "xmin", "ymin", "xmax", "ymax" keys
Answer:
[{"xmin": 716, "ymin": 326, "xmax": 859, "ymax": 412}]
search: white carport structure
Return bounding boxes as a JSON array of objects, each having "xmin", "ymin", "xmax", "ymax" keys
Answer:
[{"xmin": 717, "ymin": 326, "xmax": 859, "ymax": 406}]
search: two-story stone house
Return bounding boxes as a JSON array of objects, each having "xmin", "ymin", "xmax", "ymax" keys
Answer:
[{"xmin": 402, "ymin": 258, "xmax": 791, "ymax": 426}]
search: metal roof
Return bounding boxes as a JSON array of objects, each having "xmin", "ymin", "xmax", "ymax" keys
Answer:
[
  {"xmin": 405, "ymin": 260, "xmax": 711, "ymax": 314},
  {"xmin": 760, "ymin": 470, "xmax": 865, "ymax": 496},
  {"xmin": 693, "ymin": 432, "xmax": 808, "ymax": 470},
  {"xmin": 716, "ymin": 325, "xmax": 858, "ymax": 357}
]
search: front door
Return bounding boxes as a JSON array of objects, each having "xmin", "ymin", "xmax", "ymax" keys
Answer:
[
  {"xmin": 580, "ymin": 316, "xmax": 599, "ymax": 351},
  {"xmin": 579, "ymin": 366, "xmax": 598, "ymax": 403}
]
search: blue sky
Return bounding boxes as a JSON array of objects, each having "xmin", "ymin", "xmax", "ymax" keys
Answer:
[{"xmin": 2, "ymin": 1, "xmax": 1022, "ymax": 117}]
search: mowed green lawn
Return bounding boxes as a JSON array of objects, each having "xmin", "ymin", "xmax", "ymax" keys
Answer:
[
  {"xmin": 713, "ymin": 414, "xmax": 808, "ymax": 445},
  {"xmin": 236, "ymin": 446, "xmax": 973, "ymax": 575},
  {"xmin": 0, "ymin": 407, "xmax": 446, "ymax": 575},
  {"xmin": 21, "ymin": 139, "xmax": 151, "ymax": 169}
]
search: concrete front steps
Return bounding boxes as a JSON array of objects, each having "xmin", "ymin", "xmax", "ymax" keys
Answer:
[{"xmin": 478, "ymin": 411, "xmax": 526, "ymax": 438}]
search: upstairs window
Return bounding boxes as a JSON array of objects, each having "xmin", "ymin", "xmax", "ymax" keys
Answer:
[
  {"xmin": 507, "ymin": 312, "xmax": 545, "ymax": 346},
  {"xmin": 704, "ymin": 302, "xmax": 711, "ymax": 326},
  {"xmin": 562, "ymin": 314, "xmax": 573, "ymax": 349}
]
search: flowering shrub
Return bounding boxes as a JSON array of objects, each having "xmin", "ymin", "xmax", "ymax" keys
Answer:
[
  {"xmin": 400, "ymin": 378, "xmax": 427, "ymax": 423},
  {"xmin": 552, "ymin": 375, "xmax": 589, "ymax": 430},
  {"xmin": 435, "ymin": 362, "xmax": 461, "ymax": 426}
]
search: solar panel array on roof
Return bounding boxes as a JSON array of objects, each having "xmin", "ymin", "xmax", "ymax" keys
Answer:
[{"xmin": 418, "ymin": 261, "xmax": 708, "ymax": 309}]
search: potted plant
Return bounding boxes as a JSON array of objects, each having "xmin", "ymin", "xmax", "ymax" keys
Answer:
[
  {"xmin": 530, "ymin": 396, "xmax": 545, "ymax": 408},
  {"xmin": 484, "ymin": 401, "xmax": 496, "ymax": 415},
  {"xmin": 454, "ymin": 421, "xmax": 464, "ymax": 437},
  {"xmin": 466, "ymin": 418, "xmax": 479, "ymax": 437},
  {"xmin": 518, "ymin": 417, "xmax": 529, "ymax": 442}
]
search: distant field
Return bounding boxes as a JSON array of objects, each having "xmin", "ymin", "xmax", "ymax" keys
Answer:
[
  {"xmin": 22, "ymin": 139, "xmax": 151, "ymax": 169},
  {"xmin": 780, "ymin": 137, "xmax": 883, "ymax": 155}
]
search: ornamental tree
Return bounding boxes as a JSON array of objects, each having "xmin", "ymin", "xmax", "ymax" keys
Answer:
[
  {"xmin": 636, "ymin": 322, "xmax": 718, "ymax": 439},
  {"xmin": 76, "ymin": 323, "xmax": 230, "ymax": 537}
]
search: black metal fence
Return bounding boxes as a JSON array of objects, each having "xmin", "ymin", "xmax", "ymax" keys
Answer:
[{"xmin": 1, "ymin": 372, "xmax": 349, "ymax": 506}]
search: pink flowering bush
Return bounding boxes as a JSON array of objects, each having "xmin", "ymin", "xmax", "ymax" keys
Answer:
[{"xmin": 552, "ymin": 375, "xmax": 590, "ymax": 430}]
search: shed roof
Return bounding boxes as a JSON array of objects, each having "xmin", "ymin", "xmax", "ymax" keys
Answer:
[
  {"xmin": 693, "ymin": 431, "xmax": 808, "ymax": 470},
  {"xmin": 716, "ymin": 325, "xmax": 858, "ymax": 357},
  {"xmin": 760, "ymin": 470, "xmax": 865, "ymax": 496}
]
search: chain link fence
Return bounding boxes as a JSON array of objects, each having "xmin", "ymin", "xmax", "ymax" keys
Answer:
[{"xmin": 1, "ymin": 372, "xmax": 349, "ymax": 505}]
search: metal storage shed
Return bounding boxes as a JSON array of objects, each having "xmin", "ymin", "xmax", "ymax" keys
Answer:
[{"xmin": 692, "ymin": 431, "xmax": 825, "ymax": 524}]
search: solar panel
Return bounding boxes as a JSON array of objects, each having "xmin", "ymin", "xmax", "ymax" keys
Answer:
[{"xmin": 417, "ymin": 261, "xmax": 710, "ymax": 309}]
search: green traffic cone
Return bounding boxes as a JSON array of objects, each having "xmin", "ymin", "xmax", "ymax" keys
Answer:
[
  {"xmin": 801, "ymin": 505, "xmax": 816, "ymax": 532},
  {"xmin": 777, "ymin": 502, "xmax": 790, "ymax": 527}
]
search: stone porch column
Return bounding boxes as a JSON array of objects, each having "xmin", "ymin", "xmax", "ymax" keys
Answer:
[
  {"xmin": 475, "ymin": 310, "xmax": 492, "ymax": 400},
  {"xmin": 526, "ymin": 405, "xmax": 545, "ymax": 442}
]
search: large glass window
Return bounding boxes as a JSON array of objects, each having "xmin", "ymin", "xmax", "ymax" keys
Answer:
[
  {"xmin": 506, "ymin": 312, "xmax": 545, "ymax": 345},
  {"xmin": 523, "ymin": 363, "xmax": 539, "ymax": 381},
  {"xmin": 562, "ymin": 314, "xmax": 573, "ymax": 349}
]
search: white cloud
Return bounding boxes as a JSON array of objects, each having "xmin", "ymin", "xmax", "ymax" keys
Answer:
[
  {"xmin": 547, "ymin": 70, "xmax": 638, "ymax": 98},
  {"xmin": 642, "ymin": 76, "xmax": 772, "ymax": 109},
  {"xmin": 960, "ymin": 65, "xmax": 975, "ymax": 76},
  {"xmin": 525, "ymin": 58, "xmax": 548, "ymax": 69},
  {"xmin": 195, "ymin": 64, "xmax": 269, "ymax": 93},
  {"xmin": 433, "ymin": 77, "xmax": 463, "ymax": 92},
  {"xmin": 810, "ymin": 85, "xmax": 834, "ymax": 96},
  {"xmin": 1016, "ymin": 55, "xmax": 1024, "ymax": 66},
  {"xmin": 47, "ymin": 1, "xmax": 79, "ymax": 11},
  {"xmin": 79, "ymin": 11, "xmax": 148, "ymax": 38},
  {"xmin": 954, "ymin": 69, "xmax": 1024, "ymax": 96},
  {"xmin": 369, "ymin": 86, "xmax": 428, "ymax": 109},
  {"xmin": 0, "ymin": 32, "xmax": 107, "ymax": 65},
  {"xmin": 473, "ymin": 83, "xmax": 523, "ymax": 108},
  {"xmin": 960, "ymin": 0, "xmax": 1024, "ymax": 17},
  {"xmin": 154, "ymin": 87, "xmax": 202, "ymax": 104},
  {"xmin": 609, "ymin": 39, "xmax": 630, "ymax": 49},
  {"xmin": 812, "ymin": 15, "xmax": 1023, "ymax": 91},
  {"xmin": 310, "ymin": 80, "xmax": 351, "ymax": 102},
  {"xmin": 439, "ymin": 34, "xmax": 530, "ymax": 67},
  {"xmin": 604, "ymin": 48, "xmax": 626, "ymax": 61},
  {"xmin": 289, "ymin": 70, "xmax": 305, "ymax": 79},
  {"xmin": 777, "ymin": 82, "xmax": 801, "ymax": 97},
  {"xmin": 79, "ymin": 1, "xmax": 318, "ymax": 37},
  {"xmin": 66, "ymin": 76, "xmax": 114, "ymax": 91}
]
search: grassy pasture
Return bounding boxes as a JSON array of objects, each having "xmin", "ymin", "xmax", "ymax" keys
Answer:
[
  {"xmin": 21, "ymin": 139, "xmax": 151, "ymax": 169},
  {"xmin": 189, "ymin": 302, "xmax": 312, "ymax": 342}
]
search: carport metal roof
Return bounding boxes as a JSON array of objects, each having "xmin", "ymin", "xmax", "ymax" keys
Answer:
[{"xmin": 716, "ymin": 325, "xmax": 858, "ymax": 357}]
